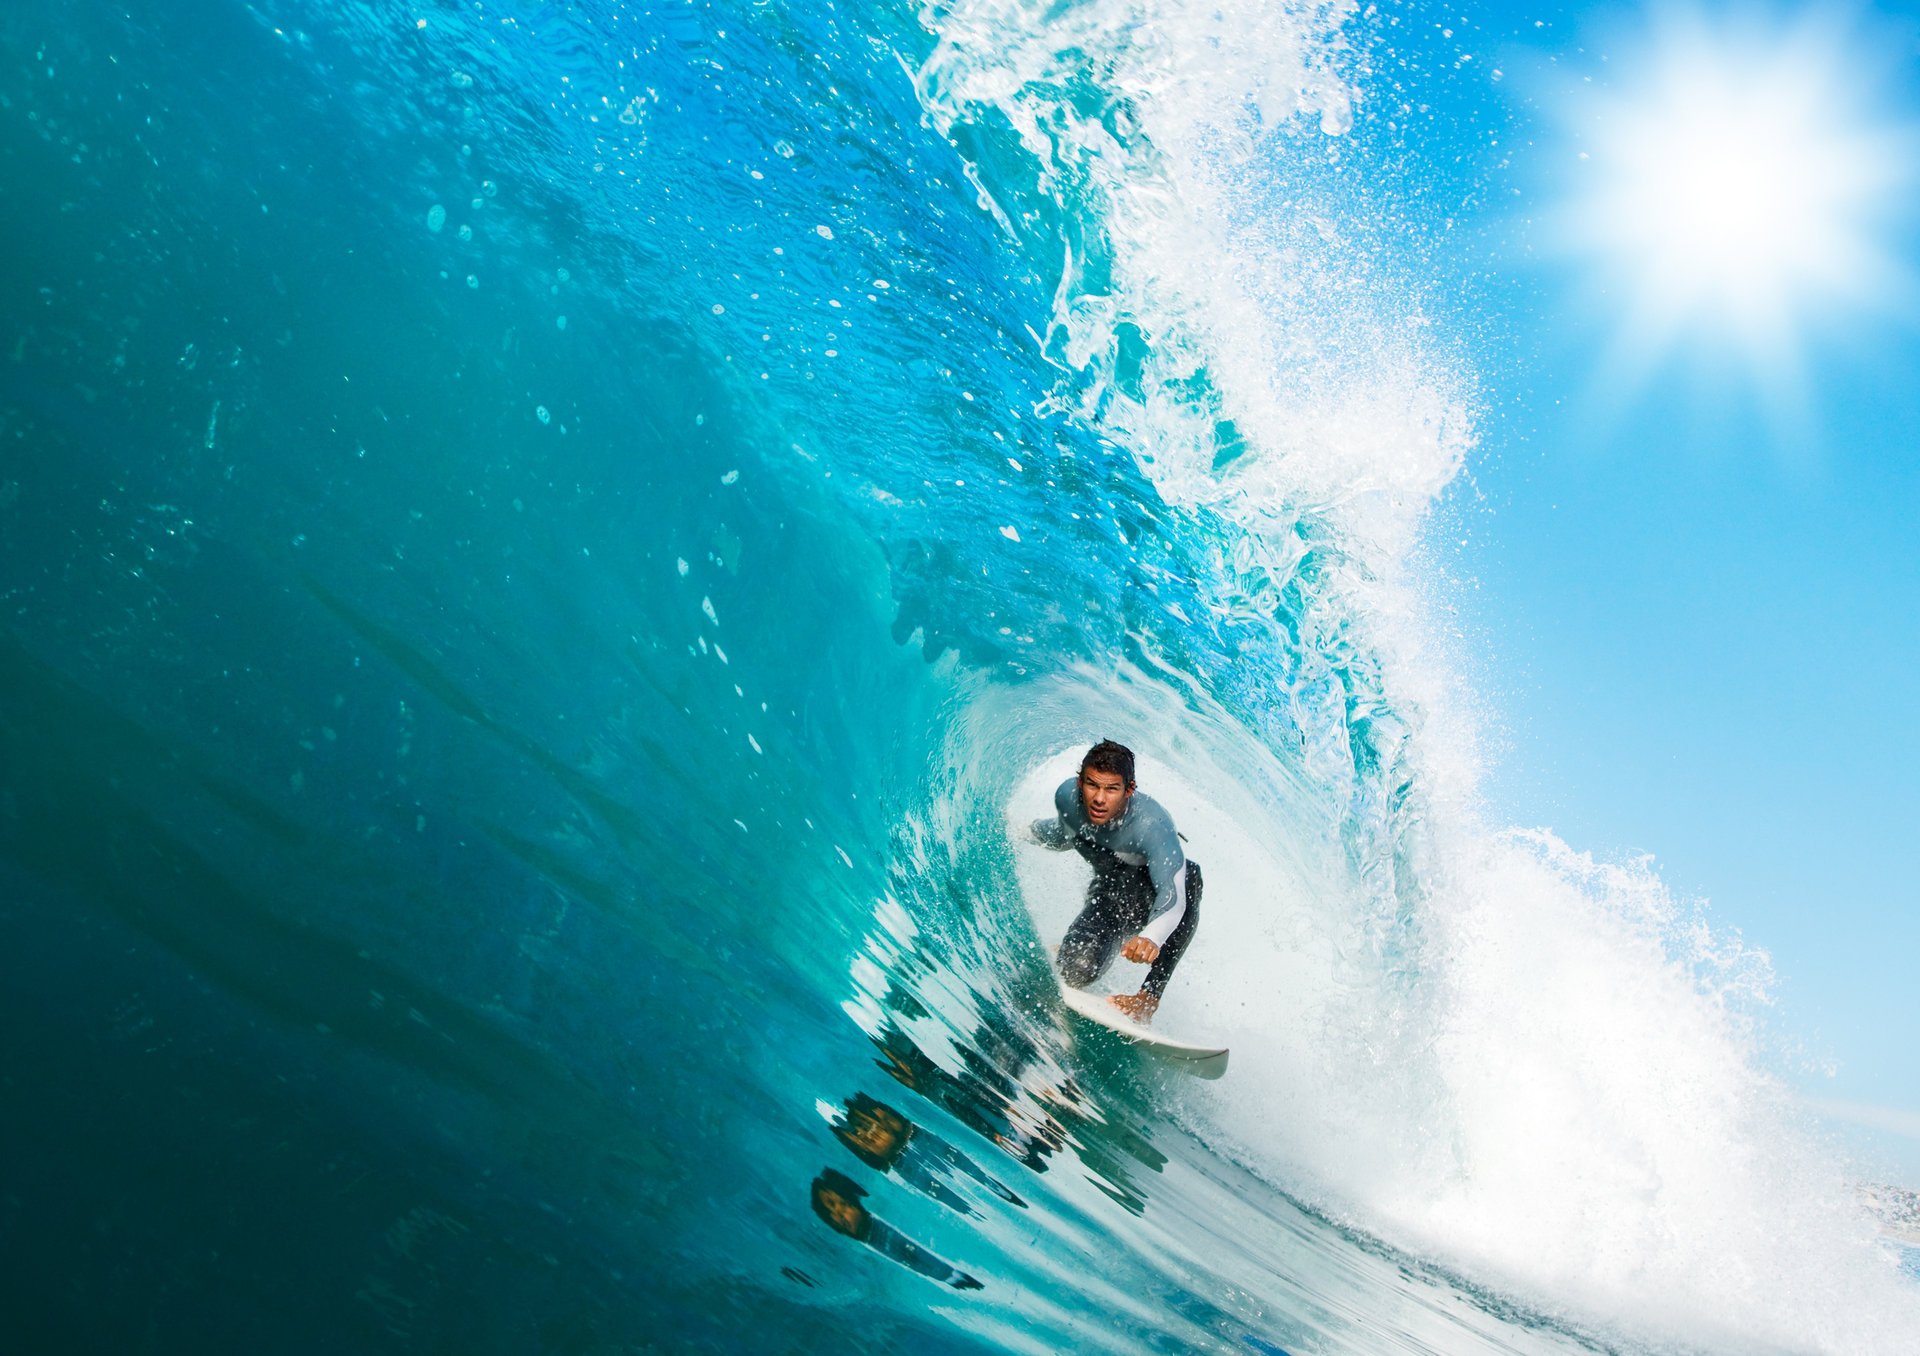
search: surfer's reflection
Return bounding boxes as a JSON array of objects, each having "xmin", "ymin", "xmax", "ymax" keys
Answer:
[
  {"xmin": 809, "ymin": 1169, "xmax": 984, "ymax": 1290},
  {"xmin": 866, "ymin": 1010, "xmax": 1163, "ymax": 1216},
  {"xmin": 827, "ymin": 1092, "xmax": 1026, "ymax": 1212},
  {"xmin": 870, "ymin": 1019, "xmax": 1064, "ymax": 1172}
]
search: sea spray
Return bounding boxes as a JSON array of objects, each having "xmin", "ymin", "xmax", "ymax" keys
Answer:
[{"xmin": 916, "ymin": 0, "xmax": 1920, "ymax": 1350}]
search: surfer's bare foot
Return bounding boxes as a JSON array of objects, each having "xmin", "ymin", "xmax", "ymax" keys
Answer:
[{"xmin": 1109, "ymin": 992, "xmax": 1159, "ymax": 1025}]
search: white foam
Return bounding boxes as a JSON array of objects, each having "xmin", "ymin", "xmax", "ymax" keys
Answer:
[
  {"xmin": 1004, "ymin": 730, "xmax": 1919, "ymax": 1351},
  {"xmin": 927, "ymin": 1, "xmax": 1920, "ymax": 1347}
]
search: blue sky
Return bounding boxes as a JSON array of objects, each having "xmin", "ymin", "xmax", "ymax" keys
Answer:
[{"xmin": 1417, "ymin": 1, "xmax": 1920, "ymax": 1179}]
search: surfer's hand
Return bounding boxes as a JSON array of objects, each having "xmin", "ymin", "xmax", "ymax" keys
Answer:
[{"xmin": 1122, "ymin": 935, "xmax": 1159, "ymax": 964}]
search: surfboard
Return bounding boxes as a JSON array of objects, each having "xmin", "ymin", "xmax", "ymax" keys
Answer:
[{"xmin": 1058, "ymin": 985, "xmax": 1230, "ymax": 1080}]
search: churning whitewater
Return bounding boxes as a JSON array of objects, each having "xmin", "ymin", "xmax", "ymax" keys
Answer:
[{"xmin": 2, "ymin": 2, "xmax": 1915, "ymax": 1354}]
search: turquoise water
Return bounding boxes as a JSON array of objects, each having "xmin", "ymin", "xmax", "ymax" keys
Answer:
[{"xmin": 3, "ymin": 3, "xmax": 1917, "ymax": 1352}]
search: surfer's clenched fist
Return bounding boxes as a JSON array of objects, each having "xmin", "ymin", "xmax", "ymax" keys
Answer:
[{"xmin": 1121, "ymin": 935, "xmax": 1160, "ymax": 964}]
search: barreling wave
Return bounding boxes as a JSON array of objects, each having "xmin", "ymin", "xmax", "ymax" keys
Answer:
[
  {"xmin": 905, "ymin": 1, "xmax": 1920, "ymax": 1352},
  {"xmin": 3, "ymin": 2, "xmax": 1916, "ymax": 1353}
]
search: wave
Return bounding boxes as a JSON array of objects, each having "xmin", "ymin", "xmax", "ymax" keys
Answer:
[
  {"xmin": 3, "ymin": 1, "xmax": 1917, "ymax": 1352},
  {"xmin": 910, "ymin": 1, "xmax": 1920, "ymax": 1350}
]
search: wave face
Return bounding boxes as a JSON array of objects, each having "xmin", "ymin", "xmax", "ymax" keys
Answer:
[{"xmin": 2, "ymin": 2, "xmax": 1915, "ymax": 1352}]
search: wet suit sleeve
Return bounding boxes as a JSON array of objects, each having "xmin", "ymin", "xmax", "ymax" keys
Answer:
[
  {"xmin": 1133, "ymin": 807, "xmax": 1188, "ymax": 950},
  {"xmin": 867, "ymin": 1217, "xmax": 983, "ymax": 1289},
  {"xmin": 1028, "ymin": 778, "xmax": 1081, "ymax": 850}
]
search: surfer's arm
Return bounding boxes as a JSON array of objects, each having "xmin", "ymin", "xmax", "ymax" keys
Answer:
[
  {"xmin": 1029, "ymin": 816, "xmax": 1074, "ymax": 848},
  {"xmin": 866, "ymin": 1217, "xmax": 983, "ymax": 1289},
  {"xmin": 1028, "ymin": 778, "xmax": 1081, "ymax": 849},
  {"xmin": 1134, "ymin": 822, "xmax": 1188, "ymax": 950}
]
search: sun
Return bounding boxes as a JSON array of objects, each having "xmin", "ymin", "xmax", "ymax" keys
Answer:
[{"xmin": 1540, "ymin": 7, "xmax": 1910, "ymax": 402}]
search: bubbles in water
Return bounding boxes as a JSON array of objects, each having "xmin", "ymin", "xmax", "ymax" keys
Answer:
[
  {"xmin": 465, "ymin": 274, "xmax": 478, "ymax": 289},
  {"xmin": 426, "ymin": 203, "xmax": 446, "ymax": 232},
  {"xmin": 556, "ymin": 315, "xmax": 567, "ymax": 330},
  {"xmin": 457, "ymin": 224, "xmax": 472, "ymax": 241},
  {"xmin": 449, "ymin": 70, "xmax": 473, "ymax": 89},
  {"xmin": 535, "ymin": 405, "xmax": 551, "ymax": 424}
]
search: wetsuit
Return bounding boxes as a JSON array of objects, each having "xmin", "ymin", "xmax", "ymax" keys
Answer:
[{"xmin": 1030, "ymin": 777, "xmax": 1201, "ymax": 997}]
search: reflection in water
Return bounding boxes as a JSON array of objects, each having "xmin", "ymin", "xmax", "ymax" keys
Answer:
[
  {"xmin": 866, "ymin": 1007, "xmax": 1165, "ymax": 1216},
  {"xmin": 806, "ymin": 900, "xmax": 1191, "ymax": 1292},
  {"xmin": 808, "ymin": 1169, "xmax": 984, "ymax": 1291},
  {"xmin": 827, "ymin": 1093, "xmax": 1027, "ymax": 1212}
]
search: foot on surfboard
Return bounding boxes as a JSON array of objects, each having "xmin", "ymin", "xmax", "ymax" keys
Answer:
[{"xmin": 1108, "ymin": 991, "xmax": 1159, "ymax": 1025}]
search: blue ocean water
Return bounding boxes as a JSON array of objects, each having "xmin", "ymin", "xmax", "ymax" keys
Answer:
[{"xmin": 3, "ymin": 2, "xmax": 1917, "ymax": 1353}]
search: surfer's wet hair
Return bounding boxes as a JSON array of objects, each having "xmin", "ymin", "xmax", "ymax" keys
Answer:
[
  {"xmin": 810, "ymin": 1169, "xmax": 872, "ymax": 1238},
  {"xmin": 835, "ymin": 1095, "xmax": 910, "ymax": 1170},
  {"xmin": 1080, "ymin": 739, "xmax": 1136, "ymax": 787}
]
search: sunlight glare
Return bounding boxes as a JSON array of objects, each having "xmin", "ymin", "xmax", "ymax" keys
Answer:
[{"xmin": 1546, "ymin": 8, "xmax": 1909, "ymax": 395}]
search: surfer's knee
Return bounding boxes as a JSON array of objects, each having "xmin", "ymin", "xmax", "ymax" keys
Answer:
[{"xmin": 1057, "ymin": 943, "xmax": 1101, "ymax": 988}]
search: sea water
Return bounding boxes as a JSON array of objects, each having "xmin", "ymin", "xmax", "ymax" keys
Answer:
[{"xmin": 2, "ymin": 2, "xmax": 1916, "ymax": 1352}]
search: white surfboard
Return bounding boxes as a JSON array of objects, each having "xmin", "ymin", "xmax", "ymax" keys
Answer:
[{"xmin": 1058, "ymin": 985, "xmax": 1230, "ymax": 1080}]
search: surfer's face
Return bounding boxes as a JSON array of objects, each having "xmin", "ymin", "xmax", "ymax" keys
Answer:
[
  {"xmin": 817, "ymin": 1188, "xmax": 866, "ymax": 1238},
  {"xmin": 841, "ymin": 1108, "xmax": 906, "ymax": 1161},
  {"xmin": 1078, "ymin": 768, "xmax": 1132, "ymax": 825}
]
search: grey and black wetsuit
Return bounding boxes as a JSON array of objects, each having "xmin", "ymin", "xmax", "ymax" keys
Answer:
[{"xmin": 1030, "ymin": 777, "xmax": 1202, "ymax": 998}]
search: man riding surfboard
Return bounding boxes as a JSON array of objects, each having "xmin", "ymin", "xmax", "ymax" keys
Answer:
[{"xmin": 1029, "ymin": 740, "xmax": 1202, "ymax": 1026}]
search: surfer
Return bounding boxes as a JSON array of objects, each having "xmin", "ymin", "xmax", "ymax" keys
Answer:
[
  {"xmin": 1029, "ymin": 739, "xmax": 1201, "ymax": 1025},
  {"xmin": 809, "ymin": 1169, "xmax": 985, "ymax": 1290}
]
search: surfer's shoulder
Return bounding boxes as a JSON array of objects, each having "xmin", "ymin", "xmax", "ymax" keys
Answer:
[
  {"xmin": 1123, "ymin": 792, "xmax": 1179, "ymax": 841},
  {"xmin": 1128, "ymin": 790, "xmax": 1173, "ymax": 824}
]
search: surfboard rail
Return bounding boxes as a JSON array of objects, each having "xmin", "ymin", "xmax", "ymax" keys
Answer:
[{"xmin": 1058, "ymin": 987, "xmax": 1230, "ymax": 1079}]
